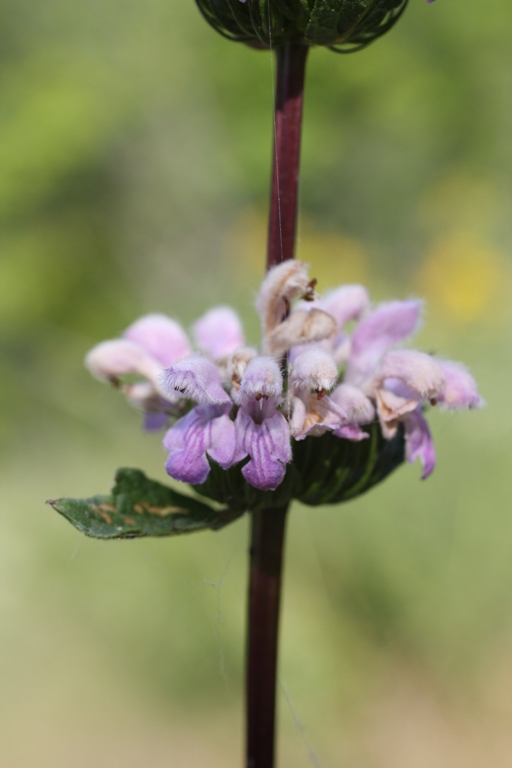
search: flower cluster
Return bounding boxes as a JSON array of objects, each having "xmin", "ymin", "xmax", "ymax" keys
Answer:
[{"xmin": 86, "ymin": 261, "xmax": 482, "ymax": 494}]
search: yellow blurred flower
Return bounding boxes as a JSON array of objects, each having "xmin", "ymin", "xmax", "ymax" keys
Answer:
[{"xmin": 417, "ymin": 231, "xmax": 510, "ymax": 324}]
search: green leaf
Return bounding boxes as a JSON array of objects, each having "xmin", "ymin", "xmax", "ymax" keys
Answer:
[{"xmin": 47, "ymin": 468, "xmax": 244, "ymax": 539}]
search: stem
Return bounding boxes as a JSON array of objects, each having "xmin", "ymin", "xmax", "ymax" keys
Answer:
[
  {"xmin": 245, "ymin": 40, "xmax": 308, "ymax": 768},
  {"xmin": 267, "ymin": 43, "xmax": 309, "ymax": 270},
  {"xmin": 246, "ymin": 505, "xmax": 289, "ymax": 768}
]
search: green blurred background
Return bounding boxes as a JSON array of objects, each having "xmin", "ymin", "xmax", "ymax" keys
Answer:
[{"xmin": 1, "ymin": 1, "xmax": 511, "ymax": 766}]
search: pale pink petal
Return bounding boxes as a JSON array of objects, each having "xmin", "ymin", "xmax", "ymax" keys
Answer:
[
  {"xmin": 332, "ymin": 424, "xmax": 370, "ymax": 441},
  {"xmin": 264, "ymin": 308, "xmax": 336, "ymax": 357},
  {"xmin": 234, "ymin": 408, "xmax": 291, "ymax": 491},
  {"xmin": 164, "ymin": 408, "xmax": 211, "ymax": 484},
  {"xmin": 290, "ymin": 347, "xmax": 338, "ymax": 394},
  {"xmin": 289, "ymin": 395, "xmax": 308, "ymax": 437},
  {"xmin": 237, "ymin": 356, "xmax": 283, "ymax": 417},
  {"xmin": 207, "ymin": 414, "xmax": 237, "ymax": 468},
  {"xmin": 404, "ymin": 409, "xmax": 436, "ymax": 479},
  {"xmin": 289, "ymin": 392, "xmax": 346, "ymax": 440},
  {"xmin": 376, "ymin": 388, "xmax": 419, "ymax": 438},
  {"xmin": 329, "ymin": 383, "xmax": 375, "ymax": 424},
  {"xmin": 256, "ymin": 260, "xmax": 313, "ymax": 337},
  {"xmin": 320, "ymin": 285, "xmax": 369, "ymax": 328},
  {"xmin": 376, "ymin": 350, "xmax": 445, "ymax": 401},
  {"xmin": 346, "ymin": 300, "xmax": 422, "ymax": 385},
  {"xmin": 160, "ymin": 354, "xmax": 231, "ymax": 406},
  {"xmin": 192, "ymin": 306, "xmax": 245, "ymax": 360},
  {"xmin": 436, "ymin": 360, "xmax": 484, "ymax": 410},
  {"xmin": 124, "ymin": 314, "xmax": 190, "ymax": 367},
  {"xmin": 226, "ymin": 347, "xmax": 259, "ymax": 394},
  {"xmin": 163, "ymin": 405, "xmax": 236, "ymax": 484},
  {"xmin": 85, "ymin": 339, "xmax": 160, "ymax": 383}
]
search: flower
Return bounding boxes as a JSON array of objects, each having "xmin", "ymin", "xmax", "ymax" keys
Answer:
[
  {"xmin": 233, "ymin": 357, "xmax": 292, "ymax": 491},
  {"xmin": 340, "ymin": 299, "xmax": 483, "ymax": 477},
  {"xmin": 86, "ymin": 260, "xmax": 483, "ymax": 498},
  {"xmin": 85, "ymin": 313, "xmax": 191, "ymax": 430},
  {"xmin": 161, "ymin": 356, "xmax": 237, "ymax": 485}
]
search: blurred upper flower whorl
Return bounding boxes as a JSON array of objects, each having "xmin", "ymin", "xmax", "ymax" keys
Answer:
[{"xmin": 195, "ymin": 0, "xmax": 409, "ymax": 52}]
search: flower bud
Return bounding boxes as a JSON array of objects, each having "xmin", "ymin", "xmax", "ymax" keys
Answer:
[{"xmin": 195, "ymin": 0, "xmax": 409, "ymax": 52}]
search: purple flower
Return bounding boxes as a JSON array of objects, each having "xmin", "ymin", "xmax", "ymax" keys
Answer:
[
  {"xmin": 233, "ymin": 357, "xmax": 291, "ymax": 491},
  {"xmin": 341, "ymin": 300, "xmax": 481, "ymax": 476},
  {"xmin": 87, "ymin": 259, "xmax": 482, "ymax": 491},
  {"xmin": 163, "ymin": 404, "xmax": 236, "ymax": 485},
  {"xmin": 124, "ymin": 314, "xmax": 190, "ymax": 367},
  {"xmin": 192, "ymin": 306, "xmax": 245, "ymax": 360},
  {"xmin": 160, "ymin": 355, "xmax": 236, "ymax": 484},
  {"xmin": 85, "ymin": 313, "xmax": 191, "ymax": 428},
  {"xmin": 289, "ymin": 347, "xmax": 345, "ymax": 439},
  {"xmin": 345, "ymin": 300, "xmax": 423, "ymax": 386},
  {"xmin": 317, "ymin": 284, "xmax": 370, "ymax": 364},
  {"xmin": 160, "ymin": 353, "xmax": 232, "ymax": 406}
]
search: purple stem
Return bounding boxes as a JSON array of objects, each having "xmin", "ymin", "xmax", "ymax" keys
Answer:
[
  {"xmin": 267, "ymin": 43, "xmax": 309, "ymax": 270},
  {"xmin": 245, "ymin": 42, "xmax": 308, "ymax": 768},
  {"xmin": 246, "ymin": 505, "xmax": 289, "ymax": 768}
]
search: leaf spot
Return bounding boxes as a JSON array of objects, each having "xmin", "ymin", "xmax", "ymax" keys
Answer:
[
  {"xmin": 92, "ymin": 505, "xmax": 113, "ymax": 524},
  {"xmin": 142, "ymin": 502, "xmax": 189, "ymax": 517}
]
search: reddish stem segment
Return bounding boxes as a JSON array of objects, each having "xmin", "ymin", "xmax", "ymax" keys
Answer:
[
  {"xmin": 267, "ymin": 43, "xmax": 309, "ymax": 270},
  {"xmin": 246, "ymin": 505, "xmax": 289, "ymax": 768},
  {"xmin": 245, "ymin": 42, "xmax": 308, "ymax": 768}
]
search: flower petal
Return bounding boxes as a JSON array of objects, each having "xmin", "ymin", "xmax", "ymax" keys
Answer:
[
  {"xmin": 163, "ymin": 404, "xmax": 235, "ymax": 484},
  {"xmin": 375, "ymin": 350, "xmax": 445, "ymax": 401},
  {"xmin": 127, "ymin": 381, "xmax": 177, "ymax": 430},
  {"xmin": 332, "ymin": 424, "xmax": 370, "ymax": 441},
  {"xmin": 160, "ymin": 354, "xmax": 232, "ymax": 406},
  {"xmin": 404, "ymin": 409, "xmax": 436, "ymax": 479},
  {"xmin": 436, "ymin": 360, "xmax": 484, "ymax": 410},
  {"xmin": 192, "ymin": 306, "xmax": 245, "ymax": 360},
  {"xmin": 235, "ymin": 408, "xmax": 291, "ymax": 491},
  {"xmin": 256, "ymin": 260, "xmax": 313, "ymax": 337},
  {"xmin": 329, "ymin": 383, "xmax": 375, "ymax": 425},
  {"xmin": 237, "ymin": 356, "xmax": 283, "ymax": 419},
  {"xmin": 320, "ymin": 284, "xmax": 369, "ymax": 329},
  {"xmin": 124, "ymin": 314, "xmax": 190, "ymax": 367},
  {"xmin": 289, "ymin": 389, "xmax": 351, "ymax": 439},
  {"xmin": 376, "ymin": 388, "xmax": 419, "ymax": 438},
  {"xmin": 163, "ymin": 408, "xmax": 211, "ymax": 484},
  {"xmin": 144, "ymin": 411, "xmax": 170, "ymax": 431},
  {"xmin": 264, "ymin": 308, "xmax": 336, "ymax": 357},
  {"xmin": 85, "ymin": 339, "xmax": 161, "ymax": 383},
  {"xmin": 226, "ymin": 346, "xmax": 259, "ymax": 393},
  {"xmin": 290, "ymin": 347, "xmax": 338, "ymax": 394},
  {"xmin": 207, "ymin": 413, "xmax": 237, "ymax": 468},
  {"xmin": 346, "ymin": 300, "xmax": 422, "ymax": 385}
]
